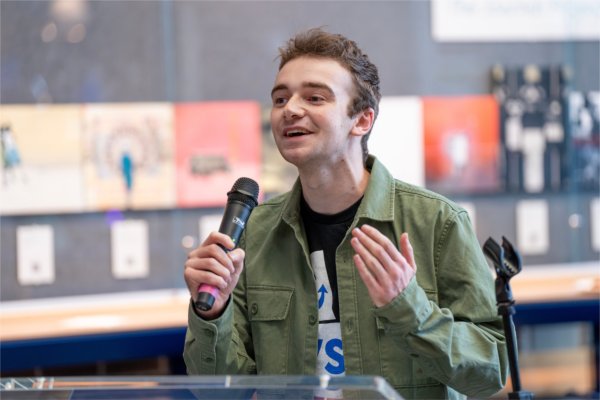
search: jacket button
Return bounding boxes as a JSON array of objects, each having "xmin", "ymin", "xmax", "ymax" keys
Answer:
[
  {"xmin": 309, "ymin": 314, "xmax": 317, "ymax": 325},
  {"xmin": 251, "ymin": 303, "xmax": 258, "ymax": 315}
]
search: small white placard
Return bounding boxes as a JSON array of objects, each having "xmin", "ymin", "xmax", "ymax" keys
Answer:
[
  {"xmin": 198, "ymin": 214, "xmax": 223, "ymax": 244},
  {"xmin": 111, "ymin": 220, "xmax": 149, "ymax": 279},
  {"xmin": 516, "ymin": 200, "xmax": 550, "ymax": 255},
  {"xmin": 591, "ymin": 198, "xmax": 600, "ymax": 252},
  {"xmin": 522, "ymin": 128, "xmax": 546, "ymax": 193},
  {"xmin": 17, "ymin": 225, "xmax": 55, "ymax": 286}
]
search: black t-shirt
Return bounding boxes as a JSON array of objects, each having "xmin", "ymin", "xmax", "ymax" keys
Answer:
[{"xmin": 300, "ymin": 195, "xmax": 362, "ymax": 321}]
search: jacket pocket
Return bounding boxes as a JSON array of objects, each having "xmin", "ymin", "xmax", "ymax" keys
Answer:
[{"xmin": 247, "ymin": 285, "xmax": 294, "ymax": 374}]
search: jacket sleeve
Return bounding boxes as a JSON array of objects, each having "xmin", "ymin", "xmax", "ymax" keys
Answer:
[
  {"xmin": 183, "ymin": 265, "xmax": 256, "ymax": 375},
  {"xmin": 373, "ymin": 210, "xmax": 509, "ymax": 398}
]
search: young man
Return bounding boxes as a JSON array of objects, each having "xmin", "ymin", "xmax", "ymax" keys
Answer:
[{"xmin": 183, "ymin": 28, "xmax": 508, "ymax": 399}]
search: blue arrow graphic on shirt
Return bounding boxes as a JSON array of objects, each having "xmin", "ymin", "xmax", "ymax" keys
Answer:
[{"xmin": 318, "ymin": 285, "xmax": 328, "ymax": 309}]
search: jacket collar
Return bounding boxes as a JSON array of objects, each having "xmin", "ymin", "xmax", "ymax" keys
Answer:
[{"xmin": 357, "ymin": 155, "xmax": 395, "ymax": 222}]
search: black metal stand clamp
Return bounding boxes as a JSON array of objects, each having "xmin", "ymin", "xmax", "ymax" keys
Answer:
[{"xmin": 483, "ymin": 236, "xmax": 534, "ymax": 400}]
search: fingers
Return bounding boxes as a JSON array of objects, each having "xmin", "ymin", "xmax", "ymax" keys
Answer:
[
  {"xmin": 351, "ymin": 225, "xmax": 406, "ymax": 270},
  {"xmin": 184, "ymin": 231, "xmax": 243, "ymax": 296},
  {"xmin": 351, "ymin": 224, "xmax": 417, "ymax": 307},
  {"xmin": 200, "ymin": 231, "xmax": 236, "ymax": 252},
  {"xmin": 353, "ymin": 253, "xmax": 379, "ymax": 292},
  {"xmin": 350, "ymin": 232, "xmax": 389, "ymax": 285},
  {"xmin": 184, "ymin": 256, "xmax": 231, "ymax": 292},
  {"xmin": 399, "ymin": 232, "xmax": 416, "ymax": 271},
  {"xmin": 188, "ymin": 232, "xmax": 235, "ymax": 271}
]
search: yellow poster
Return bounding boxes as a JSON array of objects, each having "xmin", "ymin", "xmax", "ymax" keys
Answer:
[{"xmin": 0, "ymin": 104, "xmax": 85, "ymax": 215}]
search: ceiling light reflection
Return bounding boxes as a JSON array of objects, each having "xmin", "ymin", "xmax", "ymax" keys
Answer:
[
  {"xmin": 67, "ymin": 23, "xmax": 86, "ymax": 43},
  {"xmin": 41, "ymin": 22, "xmax": 58, "ymax": 43}
]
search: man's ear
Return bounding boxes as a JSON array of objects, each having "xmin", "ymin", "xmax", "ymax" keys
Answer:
[{"xmin": 350, "ymin": 108, "xmax": 375, "ymax": 137}]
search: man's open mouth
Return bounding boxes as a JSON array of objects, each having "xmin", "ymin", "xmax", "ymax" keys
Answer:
[{"xmin": 285, "ymin": 130, "xmax": 310, "ymax": 137}]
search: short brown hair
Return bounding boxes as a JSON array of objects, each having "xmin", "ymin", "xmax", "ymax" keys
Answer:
[{"xmin": 277, "ymin": 28, "xmax": 381, "ymax": 163}]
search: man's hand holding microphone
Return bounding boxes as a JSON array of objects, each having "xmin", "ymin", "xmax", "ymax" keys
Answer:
[{"xmin": 183, "ymin": 177, "xmax": 259, "ymax": 320}]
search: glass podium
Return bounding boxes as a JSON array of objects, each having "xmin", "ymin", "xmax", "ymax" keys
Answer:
[{"xmin": 0, "ymin": 375, "xmax": 403, "ymax": 399}]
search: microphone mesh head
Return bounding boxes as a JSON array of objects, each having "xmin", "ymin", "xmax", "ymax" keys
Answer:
[{"xmin": 228, "ymin": 177, "xmax": 259, "ymax": 207}]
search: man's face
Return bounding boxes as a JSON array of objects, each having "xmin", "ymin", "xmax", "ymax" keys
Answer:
[{"xmin": 270, "ymin": 56, "xmax": 361, "ymax": 169}]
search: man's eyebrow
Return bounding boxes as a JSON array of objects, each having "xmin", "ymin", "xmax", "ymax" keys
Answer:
[
  {"xmin": 271, "ymin": 84, "xmax": 287, "ymax": 97},
  {"xmin": 270, "ymin": 82, "xmax": 335, "ymax": 97},
  {"xmin": 303, "ymin": 82, "xmax": 335, "ymax": 96}
]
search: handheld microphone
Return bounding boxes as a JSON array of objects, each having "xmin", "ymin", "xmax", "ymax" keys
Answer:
[{"xmin": 195, "ymin": 177, "xmax": 259, "ymax": 311}]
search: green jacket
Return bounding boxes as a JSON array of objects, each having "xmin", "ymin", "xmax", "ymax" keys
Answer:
[{"xmin": 184, "ymin": 156, "xmax": 508, "ymax": 399}]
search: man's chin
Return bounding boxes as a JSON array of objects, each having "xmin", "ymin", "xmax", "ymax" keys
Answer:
[{"xmin": 279, "ymin": 150, "xmax": 313, "ymax": 168}]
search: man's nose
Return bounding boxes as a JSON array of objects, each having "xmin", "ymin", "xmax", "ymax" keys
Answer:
[{"xmin": 283, "ymin": 95, "xmax": 305, "ymax": 119}]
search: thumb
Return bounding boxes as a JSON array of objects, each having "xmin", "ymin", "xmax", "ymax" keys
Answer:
[{"xmin": 228, "ymin": 248, "xmax": 245, "ymax": 272}]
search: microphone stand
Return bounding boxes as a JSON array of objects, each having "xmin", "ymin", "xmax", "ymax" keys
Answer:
[{"xmin": 483, "ymin": 236, "xmax": 534, "ymax": 400}]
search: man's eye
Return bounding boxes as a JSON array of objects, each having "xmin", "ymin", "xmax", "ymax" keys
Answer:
[
  {"xmin": 273, "ymin": 97, "xmax": 287, "ymax": 106},
  {"xmin": 308, "ymin": 96, "xmax": 324, "ymax": 103}
]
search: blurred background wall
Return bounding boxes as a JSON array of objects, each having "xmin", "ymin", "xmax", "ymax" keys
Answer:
[
  {"xmin": 1, "ymin": 0, "xmax": 599, "ymax": 396},
  {"xmin": 1, "ymin": 0, "xmax": 598, "ymax": 300}
]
